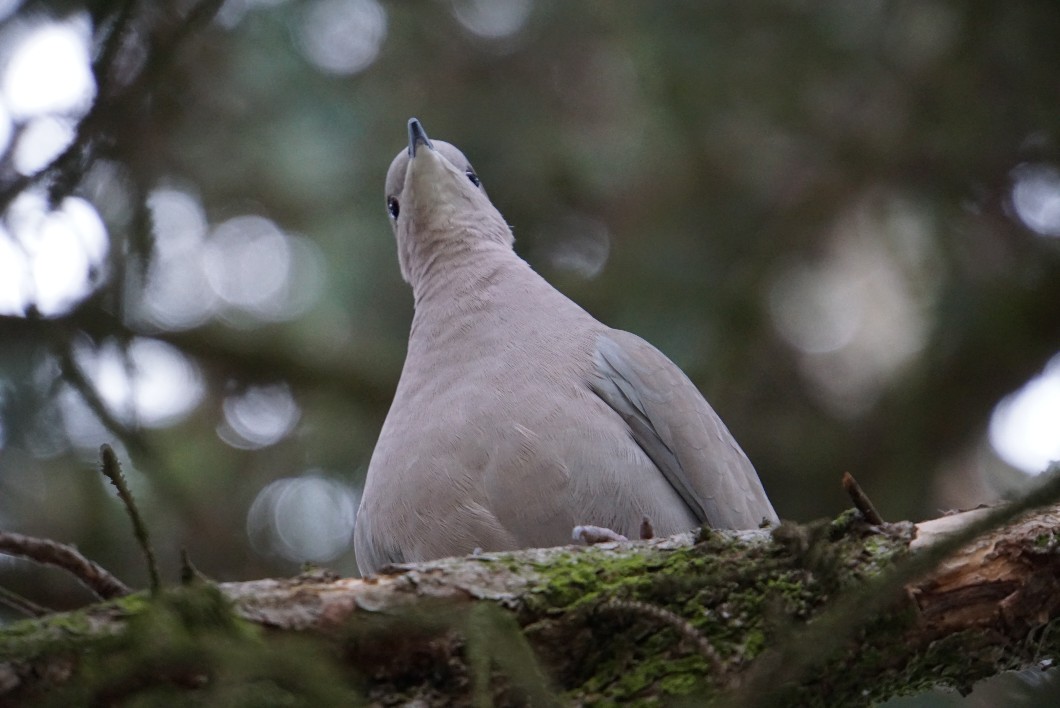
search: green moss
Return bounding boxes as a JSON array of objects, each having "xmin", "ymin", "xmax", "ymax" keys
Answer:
[
  {"xmin": 1033, "ymin": 532, "xmax": 1059, "ymax": 551},
  {"xmin": 527, "ymin": 546, "xmax": 658, "ymax": 611},
  {"xmin": 3, "ymin": 511, "xmax": 1034, "ymax": 705},
  {"xmin": 741, "ymin": 628, "xmax": 766, "ymax": 657},
  {"xmin": 524, "ymin": 535, "xmax": 779, "ymax": 702},
  {"xmin": 523, "ymin": 515, "xmax": 932, "ymax": 704},
  {"xmin": 2, "ymin": 585, "xmax": 360, "ymax": 706},
  {"xmin": 828, "ymin": 508, "xmax": 864, "ymax": 537},
  {"xmin": 0, "ymin": 592, "xmax": 140, "ymax": 661},
  {"xmin": 659, "ymin": 670, "xmax": 698, "ymax": 695}
]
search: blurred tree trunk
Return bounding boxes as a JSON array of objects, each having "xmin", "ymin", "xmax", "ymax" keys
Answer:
[{"xmin": 1, "ymin": 505, "xmax": 1058, "ymax": 705}]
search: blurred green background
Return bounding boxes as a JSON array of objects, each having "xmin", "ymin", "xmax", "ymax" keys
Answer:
[{"xmin": 1, "ymin": 1, "xmax": 1059, "ymax": 703}]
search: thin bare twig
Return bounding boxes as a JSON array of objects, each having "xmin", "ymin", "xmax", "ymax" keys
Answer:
[
  {"xmin": 731, "ymin": 463, "xmax": 1060, "ymax": 707},
  {"xmin": 599, "ymin": 599, "xmax": 726, "ymax": 678},
  {"xmin": 0, "ymin": 584, "xmax": 50, "ymax": 618},
  {"xmin": 0, "ymin": 0, "xmax": 229, "ymax": 211},
  {"xmin": 54, "ymin": 344, "xmax": 163, "ymax": 472},
  {"xmin": 99, "ymin": 444, "xmax": 160, "ymax": 594},
  {"xmin": 0, "ymin": 2, "xmax": 139, "ymax": 210},
  {"xmin": 0, "ymin": 531, "xmax": 130, "ymax": 600},
  {"xmin": 842, "ymin": 471, "xmax": 884, "ymax": 525},
  {"xmin": 0, "ymin": 308, "xmax": 393, "ymax": 407},
  {"xmin": 92, "ymin": 0, "xmax": 141, "ymax": 98},
  {"xmin": 179, "ymin": 548, "xmax": 210, "ymax": 585}
]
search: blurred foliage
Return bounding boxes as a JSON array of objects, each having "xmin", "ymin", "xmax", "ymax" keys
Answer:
[{"xmin": 0, "ymin": 1, "xmax": 1059, "ymax": 702}]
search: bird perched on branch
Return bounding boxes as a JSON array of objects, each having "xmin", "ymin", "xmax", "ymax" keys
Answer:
[{"xmin": 354, "ymin": 118, "xmax": 777, "ymax": 575}]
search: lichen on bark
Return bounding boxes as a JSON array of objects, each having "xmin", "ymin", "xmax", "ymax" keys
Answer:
[{"xmin": 0, "ymin": 506, "xmax": 1058, "ymax": 706}]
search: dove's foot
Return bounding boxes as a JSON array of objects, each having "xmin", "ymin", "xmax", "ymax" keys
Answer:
[
  {"xmin": 572, "ymin": 525, "xmax": 628, "ymax": 545},
  {"xmin": 572, "ymin": 516, "xmax": 656, "ymax": 545}
]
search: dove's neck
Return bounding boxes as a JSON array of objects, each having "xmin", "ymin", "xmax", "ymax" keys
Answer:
[
  {"xmin": 403, "ymin": 229, "xmax": 597, "ymax": 366},
  {"xmin": 409, "ymin": 236, "xmax": 528, "ymax": 314}
]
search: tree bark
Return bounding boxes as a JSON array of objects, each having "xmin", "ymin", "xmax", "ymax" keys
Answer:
[{"xmin": 1, "ymin": 505, "xmax": 1058, "ymax": 705}]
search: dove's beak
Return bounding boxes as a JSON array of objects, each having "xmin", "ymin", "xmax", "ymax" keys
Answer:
[{"xmin": 408, "ymin": 118, "xmax": 434, "ymax": 157}]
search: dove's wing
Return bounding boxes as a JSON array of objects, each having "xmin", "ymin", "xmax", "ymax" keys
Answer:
[{"xmin": 591, "ymin": 329, "xmax": 777, "ymax": 529}]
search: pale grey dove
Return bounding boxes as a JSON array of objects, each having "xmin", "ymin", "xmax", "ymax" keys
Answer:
[{"xmin": 354, "ymin": 118, "xmax": 778, "ymax": 575}]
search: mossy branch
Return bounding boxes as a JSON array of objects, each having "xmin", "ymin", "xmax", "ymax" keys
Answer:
[
  {"xmin": 1, "ymin": 499, "xmax": 1059, "ymax": 705},
  {"xmin": 732, "ymin": 464, "xmax": 1060, "ymax": 706}
]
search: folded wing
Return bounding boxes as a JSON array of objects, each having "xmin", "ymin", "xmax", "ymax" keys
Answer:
[{"xmin": 590, "ymin": 330, "xmax": 778, "ymax": 529}]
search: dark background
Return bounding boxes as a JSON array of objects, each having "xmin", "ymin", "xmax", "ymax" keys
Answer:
[{"xmin": 0, "ymin": 2, "xmax": 1058, "ymax": 704}]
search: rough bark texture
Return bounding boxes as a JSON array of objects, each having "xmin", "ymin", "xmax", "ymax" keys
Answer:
[{"xmin": 1, "ymin": 506, "xmax": 1058, "ymax": 706}]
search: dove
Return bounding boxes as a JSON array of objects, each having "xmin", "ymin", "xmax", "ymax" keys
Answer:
[{"xmin": 354, "ymin": 118, "xmax": 777, "ymax": 575}]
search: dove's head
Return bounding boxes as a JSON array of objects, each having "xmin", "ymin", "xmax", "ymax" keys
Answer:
[{"xmin": 385, "ymin": 118, "xmax": 514, "ymax": 285}]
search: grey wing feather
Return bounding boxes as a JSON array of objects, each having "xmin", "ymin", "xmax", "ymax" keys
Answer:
[{"xmin": 590, "ymin": 330, "xmax": 778, "ymax": 529}]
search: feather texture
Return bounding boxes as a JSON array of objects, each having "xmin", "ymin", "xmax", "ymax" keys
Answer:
[{"xmin": 354, "ymin": 120, "xmax": 776, "ymax": 575}]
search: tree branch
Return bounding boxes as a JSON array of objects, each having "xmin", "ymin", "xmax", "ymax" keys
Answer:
[
  {"xmin": 1, "ymin": 503, "xmax": 1058, "ymax": 705},
  {"xmin": 0, "ymin": 306, "xmax": 394, "ymax": 408},
  {"xmin": 0, "ymin": 532, "xmax": 130, "ymax": 600}
]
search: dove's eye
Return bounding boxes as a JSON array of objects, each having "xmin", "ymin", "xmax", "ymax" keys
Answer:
[
  {"xmin": 387, "ymin": 196, "xmax": 400, "ymax": 219},
  {"xmin": 465, "ymin": 168, "xmax": 481, "ymax": 187}
]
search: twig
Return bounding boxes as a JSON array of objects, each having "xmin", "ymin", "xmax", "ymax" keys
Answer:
[
  {"xmin": 841, "ymin": 471, "xmax": 884, "ymax": 524},
  {"xmin": 730, "ymin": 462, "xmax": 1060, "ymax": 707},
  {"xmin": 0, "ymin": 0, "xmax": 229, "ymax": 211},
  {"xmin": 598, "ymin": 599, "xmax": 726, "ymax": 678},
  {"xmin": 180, "ymin": 548, "xmax": 210, "ymax": 585},
  {"xmin": 99, "ymin": 444, "xmax": 160, "ymax": 594},
  {"xmin": 44, "ymin": 0, "xmax": 144, "ymax": 206},
  {"xmin": 0, "ymin": 531, "xmax": 130, "ymax": 600},
  {"xmin": 54, "ymin": 344, "xmax": 159, "ymax": 469},
  {"xmin": 91, "ymin": 0, "xmax": 141, "ymax": 99},
  {"xmin": 0, "ymin": 584, "xmax": 50, "ymax": 618},
  {"xmin": 0, "ymin": 0, "xmax": 138, "ymax": 210},
  {"xmin": 0, "ymin": 308, "xmax": 393, "ymax": 407}
]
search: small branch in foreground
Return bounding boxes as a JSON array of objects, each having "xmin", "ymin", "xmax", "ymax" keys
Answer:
[
  {"xmin": 734, "ymin": 463, "xmax": 1060, "ymax": 707},
  {"xmin": 99, "ymin": 444, "xmax": 160, "ymax": 594},
  {"xmin": 179, "ymin": 548, "xmax": 210, "ymax": 585},
  {"xmin": 842, "ymin": 471, "xmax": 884, "ymax": 525},
  {"xmin": 599, "ymin": 599, "xmax": 726, "ymax": 679},
  {"xmin": 0, "ymin": 585, "xmax": 49, "ymax": 618},
  {"xmin": 0, "ymin": 531, "xmax": 130, "ymax": 600}
]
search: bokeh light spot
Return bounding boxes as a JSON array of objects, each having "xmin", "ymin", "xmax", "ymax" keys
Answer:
[
  {"xmin": 11, "ymin": 116, "xmax": 76, "ymax": 175},
  {"xmin": 247, "ymin": 474, "xmax": 358, "ymax": 562},
  {"xmin": 450, "ymin": 0, "xmax": 532, "ymax": 39},
  {"xmin": 141, "ymin": 200, "xmax": 323, "ymax": 327},
  {"xmin": 533, "ymin": 213, "xmax": 611, "ymax": 279},
  {"xmin": 204, "ymin": 215, "xmax": 290, "ymax": 311},
  {"xmin": 990, "ymin": 355, "xmax": 1060, "ymax": 475},
  {"xmin": 769, "ymin": 262, "xmax": 860, "ymax": 355},
  {"xmin": 4, "ymin": 193, "xmax": 108, "ymax": 316},
  {"xmin": 2, "ymin": 17, "xmax": 95, "ymax": 119},
  {"xmin": 1011, "ymin": 163, "xmax": 1060, "ymax": 238},
  {"xmin": 203, "ymin": 215, "xmax": 325, "ymax": 323},
  {"xmin": 0, "ymin": 100, "xmax": 12, "ymax": 155},
  {"xmin": 71, "ymin": 338, "xmax": 205, "ymax": 430},
  {"xmin": 139, "ymin": 188, "xmax": 219, "ymax": 329},
  {"xmin": 219, "ymin": 383, "xmax": 301, "ymax": 449},
  {"xmin": 0, "ymin": 227, "xmax": 30, "ymax": 315},
  {"xmin": 297, "ymin": 0, "xmax": 387, "ymax": 75},
  {"xmin": 767, "ymin": 196, "xmax": 937, "ymax": 417},
  {"xmin": 217, "ymin": 0, "xmax": 291, "ymax": 29}
]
